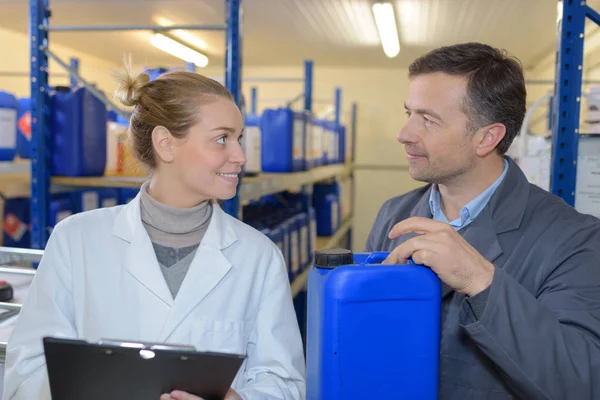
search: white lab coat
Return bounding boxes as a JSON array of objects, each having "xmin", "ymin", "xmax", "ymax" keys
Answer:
[{"xmin": 2, "ymin": 195, "xmax": 306, "ymax": 400}]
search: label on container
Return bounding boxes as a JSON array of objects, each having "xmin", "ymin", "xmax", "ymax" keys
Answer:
[
  {"xmin": 293, "ymin": 117, "xmax": 304, "ymax": 162},
  {"xmin": 3, "ymin": 213, "xmax": 27, "ymax": 242},
  {"xmin": 332, "ymin": 201, "xmax": 339, "ymax": 231},
  {"xmin": 82, "ymin": 191, "xmax": 99, "ymax": 212},
  {"xmin": 243, "ymin": 126, "xmax": 261, "ymax": 173},
  {"xmin": 0, "ymin": 109, "xmax": 17, "ymax": 149},
  {"xmin": 291, "ymin": 229, "xmax": 299, "ymax": 273},
  {"xmin": 56, "ymin": 210, "xmax": 72, "ymax": 224},
  {"xmin": 300, "ymin": 225, "xmax": 309, "ymax": 265},
  {"xmin": 17, "ymin": 111, "xmax": 31, "ymax": 140},
  {"xmin": 102, "ymin": 198, "xmax": 118, "ymax": 208}
]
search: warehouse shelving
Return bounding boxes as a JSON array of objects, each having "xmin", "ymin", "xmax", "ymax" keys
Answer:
[
  {"xmin": 26, "ymin": 0, "xmax": 356, "ymax": 252},
  {"xmin": 550, "ymin": 0, "xmax": 600, "ymax": 206}
]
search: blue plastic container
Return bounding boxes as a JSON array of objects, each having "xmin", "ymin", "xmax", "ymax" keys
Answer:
[
  {"xmin": 72, "ymin": 189, "xmax": 100, "ymax": 213},
  {"xmin": 308, "ymin": 207, "xmax": 317, "ymax": 261},
  {"xmin": 98, "ymin": 188, "xmax": 119, "ymax": 208},
  {"xmin": 279, "ymin": 219, "xmax": 292, "ymax": 279},
  {"xmin": 270, "ymin": 225, "xmax": 285, "ymax": 257},
  {"xmin": 50, "ymin": 86, "xmax": 108, "ymax": 176},
  {"xmin": 0, "ymin": 91, "xmax": 18, "ymax": 162},
  {"xmin": 2, "ymin": 198, "xmax": 30, "ymax": 248},
  {"xmin": 49, "ymin": 195, "xmax": 73, "ymax": 230},
  {"xmin": 16, "ymin": 98, "xmax": 31, "ymax": 159},
  {"xmin": 338, "ymin": 125, "xmax": 346, "ymax": 164},
  {"xmin": 313, "ymin": 188, "xmax": 340, "ymax": 237},
  {"xmin": 306, "ymin": 249, "xmax": 441, "ymax": 400},
  {"xmin": 118, "ymin": 188, "xmax": 140, "ymax": 204},
  {"xmin": 260, "ymin": 108, "xmax": 303, "ymax": 173},
  {"xmin": 301, "ymin": 112, "xmax": 313, "ymax": 171},
  {"xmin": 286, "ymin": 214, "xmax": 301, "ymax": 278},
  {"xmin": 296, "ymin": 212, "xmax": 309, "ymax": 272}
]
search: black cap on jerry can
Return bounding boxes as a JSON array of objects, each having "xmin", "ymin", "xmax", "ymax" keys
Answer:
[{"xmin": 314, "ymin": 249, "xmax": 353, "ymax": 269}]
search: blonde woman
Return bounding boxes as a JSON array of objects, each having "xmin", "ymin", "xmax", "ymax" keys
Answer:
[{"xmin": 3, "ymin": 62, "xmax": 306, "ymax": 400}]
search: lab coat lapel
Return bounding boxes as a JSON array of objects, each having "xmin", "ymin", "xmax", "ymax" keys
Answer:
[
  {"xmin": 158, "ymin": 204, "xmax": 237, "ymax": 342},
  {"xmin": 111, "ymin": 193, "xmax": 174, "ymax": 338}
]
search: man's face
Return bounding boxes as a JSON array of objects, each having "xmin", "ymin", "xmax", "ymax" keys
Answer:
[{"xmin": 398, "ymin": 72, "xmax": 479, "ymax": 185}]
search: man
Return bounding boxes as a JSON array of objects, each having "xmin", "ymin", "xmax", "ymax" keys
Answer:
[{"xmin": 366, "ymin": 42, "xmax": 600, "ymax": 399}]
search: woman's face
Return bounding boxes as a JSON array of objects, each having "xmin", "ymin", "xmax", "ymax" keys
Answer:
[{"xmin": 170, "ymin": 97, "xmax": 246, "ymax": 203}]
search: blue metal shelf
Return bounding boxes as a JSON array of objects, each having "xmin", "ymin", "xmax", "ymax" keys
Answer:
[
  {"xmin": 28, "ymin": 0, "xmax": 243, "ymax": 248},
  {"xmin": 551, "ymin": 0, "xmax": 600, "ymax": 206}
]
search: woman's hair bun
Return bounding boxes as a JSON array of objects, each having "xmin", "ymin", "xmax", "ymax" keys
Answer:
[{"xmin": 114, "ymin": 55, "xmax": 150, "ymax": 107}]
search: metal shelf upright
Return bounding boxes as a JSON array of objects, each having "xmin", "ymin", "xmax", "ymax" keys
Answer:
[
  {"xmin": 28, "ymin": 0, "xmax": 243, "ymax": 249},
  {"xmin": 551, "ymin": 0, "xmax": 600, "ymax": 205}
]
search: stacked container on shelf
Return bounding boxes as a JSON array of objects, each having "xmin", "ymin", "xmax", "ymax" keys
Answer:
[
  {"xmin": 0, "ymin": 90, "xmax": 18, "ymax": 162},
  {"xmin": 244, "ymin": 193, "xmax": 314, "ymax": 282},
  {"xmin": 313, "ymin": 181, "xmax": 342, "ymax": 236}
]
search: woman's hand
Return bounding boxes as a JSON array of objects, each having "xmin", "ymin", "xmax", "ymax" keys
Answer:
[{"xmin": 161, "ymin": 388, "xmax": 242, "ymax": 400}]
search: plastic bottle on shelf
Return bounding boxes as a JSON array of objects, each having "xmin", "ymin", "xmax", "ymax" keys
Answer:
[{"xmin": 0, "ymin": 90, "xmax": 18, "ymax": 162}]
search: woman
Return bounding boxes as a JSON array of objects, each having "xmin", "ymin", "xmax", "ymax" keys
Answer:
[{"xmin": 2, "ymin": 61, "xmax": 306, "ymax": 400}]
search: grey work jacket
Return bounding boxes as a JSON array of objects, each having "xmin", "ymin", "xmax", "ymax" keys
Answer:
[{"xmin": 365, "ymin": 157, "xmax": 600, "ymax": 399}]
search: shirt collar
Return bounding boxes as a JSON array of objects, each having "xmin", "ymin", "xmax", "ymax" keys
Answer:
[{"xmin": 429, "ymin": 159, "xmax": 509, "ymax": 229}]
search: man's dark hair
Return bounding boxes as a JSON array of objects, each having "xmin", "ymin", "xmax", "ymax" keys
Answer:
[{"xmin": 408, "ymin": 42, "xmax": 526, "ymax": 155}]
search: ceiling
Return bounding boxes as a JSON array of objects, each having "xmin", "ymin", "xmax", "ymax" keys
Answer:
[{"xmin": 0, "ymin": 0, "xmax": 589, "ymax": 70}]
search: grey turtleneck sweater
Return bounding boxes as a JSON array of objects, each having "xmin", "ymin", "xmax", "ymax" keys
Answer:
[{"xmin": 139, "ymin": 182, "xmax": 213, "ymax": 298}]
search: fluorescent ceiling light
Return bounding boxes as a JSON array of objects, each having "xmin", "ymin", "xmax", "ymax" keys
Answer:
[
  {"xmin": 151, "ymin": 33, "xmax": 209, "ymax": 67},
  {"xmin": 372, "ymin": 2, "xmax": 400, "ymax": 58},
  {"xmin": 154, "ymin": 16, "xmax": 208, "ymax": 50}
]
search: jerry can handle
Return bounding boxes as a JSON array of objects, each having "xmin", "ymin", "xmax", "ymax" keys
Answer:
[{"xmin": 363, "ymin": 252, "xmax": 415, "ymax": 265}]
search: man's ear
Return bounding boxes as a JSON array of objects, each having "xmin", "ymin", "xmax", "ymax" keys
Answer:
[
  {"xmin": 475, "ymin": 123, "xmax": 506, "ymax": 157},
  {"xmin": 151, "ymin": 125, "xmax": 174, "ymax": 163}
]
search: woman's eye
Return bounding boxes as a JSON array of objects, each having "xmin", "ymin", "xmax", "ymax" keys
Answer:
[
  {"xmin": 217, "ymin": 136, "xmax": 226, "ymax": 145},
  {"xmin": 238, "ymin": 134, "xmax": 244, "ymax": 144}
]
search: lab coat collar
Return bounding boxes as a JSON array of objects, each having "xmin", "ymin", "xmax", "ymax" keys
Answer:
[
  {"xmin": 110, "ymin": 194, "xmax": 239, "ymax": 340},
  {"xmin": 112, "ymin": 194, "xmax": 237, "ymax": 251}
]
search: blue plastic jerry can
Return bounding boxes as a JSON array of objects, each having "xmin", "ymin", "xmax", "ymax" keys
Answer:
[{"xmin": 306, "ymin": 249, "xmax": 441, "ymax": 400}]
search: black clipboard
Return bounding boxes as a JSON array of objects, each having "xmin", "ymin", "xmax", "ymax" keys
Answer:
[{"xmin": 43, "ymin": 336, "xmax": 246, "ymax": 400}]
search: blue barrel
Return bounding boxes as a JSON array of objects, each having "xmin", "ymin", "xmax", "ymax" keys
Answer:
[
  {"xmin": 2, "ymin": 198, "xmax": 30, "ymax": 248},
  {"xmin": 0, "ymin": 91, "xmax": 18, "ymax": 162},
  {"xmin": 296, "ymin": 212, "xmax": 309, "ymax": 272},
  {"xmin": 302, "ymin": 112, "xmax": 313, "ymax": 171},
  {"xmin": 16, "ymin": 98, "xmax": 31, "ymax": 159},
  {"xmin": 118, "ymin": 188, "xmax": 140, "ymax": 204},
  {"xmin": 270, "ymin": 224, "xmax": 284, "ymax": 258},
  {"xmin": 50, "ymin": 86, "xmax": 107, "ymax": 176},
  {"xmin": 338, "ymin": 125, "xmax": 346, "ymax": 164},
  {"xmin": 71, "ymin": 189, "xmax": 100, "ymax": 213},
  {"xmin": 308, "ymin": 207, "xmax": 317, "ymax": 260},
  {"xmin": 98, "ymin": 188, "xmax": 119, "ymax": 208},
  {"xmin": 49, "ymin": 195, "xmax": 73, "ymax": 231},
  {"xmin": 261, "ymin": 108, "xmax": 304, "ymax": 173},
  {"xmin": 313, "ymin": 185, "xmax": 340, "ymax": 236},
  {"xmin": 278, "ymin": 219, "xmax": 292, "ymax": 280},
  {"xmin": 286, "ymin": 214, "xmax": 301, "ymax": 279},
  {"xmin": 306, "ymin": 249, "xmax": 441, "ymax": 400}
]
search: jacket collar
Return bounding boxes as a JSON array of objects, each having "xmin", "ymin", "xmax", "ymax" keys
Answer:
[{"xmin": 406, "ymin": 157, "xmax": 530, "ymax": 298}]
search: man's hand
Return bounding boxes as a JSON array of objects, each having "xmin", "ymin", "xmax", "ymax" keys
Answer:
[
  {"xmin": 382, "ymin": 217, "xmax": 495, "ymax": 297},
  {"xmin": 161, "ymin": 388, "xmax": 242, "ymax": 400}
]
